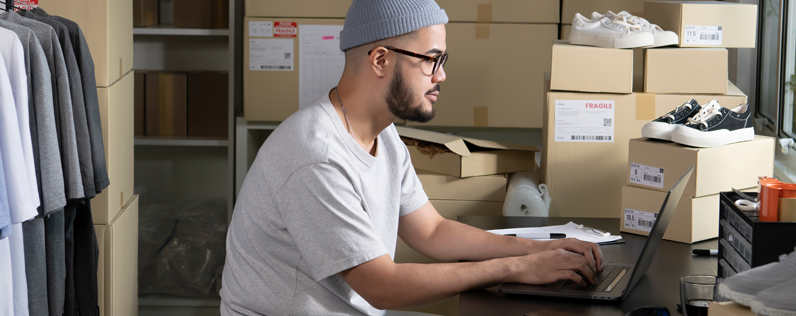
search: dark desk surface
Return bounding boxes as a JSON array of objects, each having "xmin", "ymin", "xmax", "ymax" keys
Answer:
[{"xmin": 457, "ymin": 216, "xmax": 718, "ymax": 316}]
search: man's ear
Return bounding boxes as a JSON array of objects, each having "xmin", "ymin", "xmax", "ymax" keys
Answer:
[{"xmin": 369, "ymin": 47, "xmax": 390, "ymax": 78}]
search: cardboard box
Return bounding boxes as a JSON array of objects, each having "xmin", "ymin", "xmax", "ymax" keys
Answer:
[
  {"xmin": 417, "ymin": 171, "xmax": 507, "ymax": 202},
  {"xmin": 645, "ymin": 48, "xmax": 728, "ymax": 94},
  {"xmin": 245, "ymin": 0, "xmax": 351, "ymax": 18},
  {"xmin": 436, "ymin": 0, "xmax": 559, "ymax": 23},
  {"xmin": 39, "ymin": 0, "xmax": 133, "ymax": 87},
  {"xmin": 243, "ymin": 18, "xmax": 345, "ymax": 122},
  {"xmin": 551, "ymin": 41, "xmax": 633, "ymax": 94},
  {"xmin": 644, "ymin": 1, "xmax": 758, "ymax": 48},
  {"xmin": 134, "ymin": 71, "xmax": 145, "ymax": 136},
  {"xmin": 188, "ymin": 72, "xmax": 229, "ymax": 137},
  {"xmin": 174, "ymin": 0, "xmax": 229, "ymax": 29},
  {"xmin": 145, "ymin": 72, "xmax": 188, "ymax": 136},
  {"xmin": 407, "ymin": 23, "xmax": 558, "ymax": 128},
  {"xmin": 634, "ymin": 81, "xmax": 746, "ymax": 122},
  {"xmin": 708, "ymin": 302, "xmax": 755, "ymax": 316},
  {"xmin": 92, "ymin": 71, "xmax": 135, "ymax": 225},
  {"xmin": 627, "ymin": 136, "xmax": 774, "ymax": 198},
  {"xmin": 395, "ymin": 200, "xmax": 503, "ymax": 264},
  {"xmin": 620, "ymin": 186, "xmax": 752, "ymax": 243},
  {"xmin": 95, "ymin": 195, "xmax": 138, "ymax": 316},
  {"xmin": 133, "ymin": 0, "xmax": 158, "ymax": 27},
  {"xmin": 561, "ymin": 0, "xmax": 644, "ymax": 24},
  {"xmin": 398, "ymin": 127, "xmax": 538, "ymax": 178}
]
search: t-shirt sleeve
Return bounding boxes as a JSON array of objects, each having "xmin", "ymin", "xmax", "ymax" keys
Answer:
[
  {"xmin": 398, "ymin": 143, "xmax": 428, "ymax": 217},
  {"xmin": 274, "ymin": 162, "xmax": 389, "ymax": 282}
]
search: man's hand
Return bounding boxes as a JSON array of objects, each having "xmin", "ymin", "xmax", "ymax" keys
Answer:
[
  {"xmin": 537, "ymin": 238, "xmax": 604, "ymax": 273},
  {"xmin": 510, "ymin": 249, "xmax": 598, "ymax": 286}
]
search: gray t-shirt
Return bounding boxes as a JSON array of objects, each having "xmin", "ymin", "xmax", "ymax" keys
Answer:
[{"xmin": 221, "ymin": 92, "xmax": 428, "ymax": 316}]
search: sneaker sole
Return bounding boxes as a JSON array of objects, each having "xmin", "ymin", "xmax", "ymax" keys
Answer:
[
  {"xmin": 751, "ymin": 300, "xmax": 796, "ymax": 316},
  {"xmin": 671, "ymin": 127, "xmax": 754, "ymax": 148},
  {"xmin": 569, "ymin": 33, "xmax": 654, "ymax": 49},
  {"xmin": 641, "ymin": 122, "xmax": 678, "ymax": 140},
  {"xmin": 718, "ymin": 284, "xmax": 757, "ymax": 307}
]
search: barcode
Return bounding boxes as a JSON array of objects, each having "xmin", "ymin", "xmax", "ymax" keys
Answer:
[
  {"xmin": 700, "ymin": 33, "xmax": 719, "ymax": 41},
  {"xmin": 639, "ymin": 219, "xmax": 655, "ymax": 228},
  {"xmin": 570, "ymin": 135, "xmax": 612, "ymax": 141},
  {"xmin": 285, "ymin": 52, "xmax": 291, "ymax": 59},
  {"xmin": 643, "ymin": 174, "xmax": 661, "ymax": 183},
  {"xmin": 259, "ymin": 65, "xmax": 292, "ymax": 70}
]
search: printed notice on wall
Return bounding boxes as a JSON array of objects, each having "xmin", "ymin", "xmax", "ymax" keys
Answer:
[
  {"xmin": 684, "ymin": 25, "xmax": 723, "ymax": 45},
  {"xmin": 624, "ymin": 208, "xmax": 658, "ymax": 233},
  {"xmin": 629, "ymin": 163, "xmax": 664, "ymax": 189},
  {"xmin": 299, "ymin": 25, "xmax": 345, "ymax": 109},
  {"xmin": 249, "ymin": 38, "xmax": 294, "ymax": 71},
  {"xmin": 554, "ymin": 100, "xmax": 615, "ymax": 143},
  {"xmin": 249, "ymin": 21, "xmax": 274, "ymax": 37}
]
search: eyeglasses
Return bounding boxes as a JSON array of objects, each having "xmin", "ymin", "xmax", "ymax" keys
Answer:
[{"xmin": 368, "ymin": 46, "xmax": 448, "ymax": 76}]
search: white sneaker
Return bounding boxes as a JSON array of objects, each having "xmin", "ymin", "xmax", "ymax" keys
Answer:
[
  {"xmin": 591, "ymin": 11, "xmax": 679, "ymax": 48},
  {"xmin": 569, "ymin": 13, "xmax": 654, "ymax": 49}
]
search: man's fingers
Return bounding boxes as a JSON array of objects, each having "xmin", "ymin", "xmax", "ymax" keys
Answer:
[{"xmin": 559, "ymin": 270, "xmax": 586, "ymax": 286}]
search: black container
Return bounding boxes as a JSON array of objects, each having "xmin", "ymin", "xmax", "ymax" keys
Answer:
[{"xmin": 718, "ymin": 191, "xmax": 796, "ymax": 277}]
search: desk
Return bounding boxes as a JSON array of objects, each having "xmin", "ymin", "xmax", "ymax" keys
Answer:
[{"xmin": 457, "ymin": 216, "xmax": 718, "ymax": 316}]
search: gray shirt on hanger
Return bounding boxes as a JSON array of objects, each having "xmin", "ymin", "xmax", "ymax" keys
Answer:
[
  {"xmin": 21, "ymin": 9, "xmax": 95, "ymax": 198},
  {"xmin": 0, "ymin": 11, "xmax": 84, "ymax": 202},
  {"xmin": 221, "ymin": 93, "xmax": 428, "ymax": 316}
]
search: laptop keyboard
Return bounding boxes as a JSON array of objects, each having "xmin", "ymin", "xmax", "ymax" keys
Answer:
[{"xmin": 560, "ymin": 265, "xmax": 624, "ymax": 292}]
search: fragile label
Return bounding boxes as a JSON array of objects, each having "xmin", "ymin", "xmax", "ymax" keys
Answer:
[
  {"xmin": 249, "ymin": 21, "xmax": 273, "ymax": 37},
  {"xmin": 629, "ymin": 163, "xmax": 664, "ymax": 189},
  {"xmin": 13, "ymin": 0, "xmax": 37, "ymax": 10},
  {"xmin": 274, "ymin": 22, "xmax": 298, "ymax": 37},
  {"xmin": 554, "ymin": 100, "xmax": 615, "ymax": 143},
  {"xmin": 684, "ymin": 25, "xmax": 723, "ymax": 45},
  {"xmin": 624, "ymin": 209, "xmax": 658, "ymax": 233},
  {"xmin": 249, "ymin": 38, "xmax": 294, "ymax": 71}
]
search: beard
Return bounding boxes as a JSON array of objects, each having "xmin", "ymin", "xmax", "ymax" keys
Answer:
[{"xmin": 386, "ymin": 62, "xmax": 438, "ymax": 123}]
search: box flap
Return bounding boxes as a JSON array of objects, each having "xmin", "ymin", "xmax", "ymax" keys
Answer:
[{"xmin": 396, "ymin": 126, "xmax": 539, "ymax": 157}]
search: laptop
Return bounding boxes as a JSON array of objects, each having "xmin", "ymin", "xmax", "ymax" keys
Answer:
[{"xmin": 499, "ymin": 166, "xmax": 694, "ymax": 301}]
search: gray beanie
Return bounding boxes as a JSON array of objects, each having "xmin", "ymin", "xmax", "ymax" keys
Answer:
[{"xmin": 339, "ymin": 0, "xmax": 448, "ymax": 51}]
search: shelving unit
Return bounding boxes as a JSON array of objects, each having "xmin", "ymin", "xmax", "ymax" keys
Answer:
[
  {"xmin": 135, "ymin": 136, "xmax": 229, "ymax": 147},
  {"xmin": 134, "ymin": 25, "xmax": 230, "ymax": 36}
]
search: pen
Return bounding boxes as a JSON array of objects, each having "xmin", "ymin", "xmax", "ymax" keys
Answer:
[
  {"xmin": 504, "ymin": 233, "xmax": 567, "ymax": 240},
  {"xmin": 692, "ymin": 249, "xmax": 719, "ymax": 256}
]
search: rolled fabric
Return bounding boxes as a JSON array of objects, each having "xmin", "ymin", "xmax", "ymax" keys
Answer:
[{"xmin": 503, "ymin": 165, "xmax": 551, "ymax": 217}]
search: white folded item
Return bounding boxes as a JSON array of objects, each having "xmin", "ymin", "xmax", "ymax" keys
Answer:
[{"xmin": 569, "ymin": 12, "xmax": 654, "ymax": 49}]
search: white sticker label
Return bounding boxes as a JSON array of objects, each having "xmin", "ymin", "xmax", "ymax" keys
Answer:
[
  {"xmin": 299, "ymin": 25, "xmax": 345, "ymax": 109},
  {"xmin": 629, "ymin": 163, "xmax": 665, "ymax": 189},
  {"xmin": 684, "ymin": 25, "xmax": 723, "ymax": 45},
  {"xmin": 249, "ymin": 38, "xmax": 294, "ymax": 71},
  {"xmin": 249, "ymin": 21, "xmax": 274, "ymax": 37},
  {"xmin": 554, "ymin": 100, "xmax": 615, "ymax": 143},
  {"xmin": 624, "ymin": 208, "xmax": 658, "ymax": 233}
]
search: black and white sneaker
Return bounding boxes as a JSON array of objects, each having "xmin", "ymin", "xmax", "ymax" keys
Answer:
[
  {"xmin": 671, "ymin": 102, "xmax": 754, "ymax": 148},
  {"xmin": 641, "ymin": 99, "xmax": 703, "ymax": 141}
]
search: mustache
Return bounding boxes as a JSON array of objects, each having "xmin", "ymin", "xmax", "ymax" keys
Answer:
[{"xmin": 426, "ymin": 84, "xmax": 440, "ymax": 94}]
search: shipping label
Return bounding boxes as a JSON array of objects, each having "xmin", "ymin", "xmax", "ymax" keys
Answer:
[
  {"xmin": 684, "ymin": 25, "xmax": 723, "ymax": 45},
  {"xmin": 249, "ymin": 21, "xmax": 274, "ymax": 37},
  {"xmin": 554, "ymin": 100, "xmax": 615, "ymax": 143},
  {"xmin": 249, "ymin": 38, "xmax": 294, "ymax": 71},
  {"xmin": 629, "ymin": 163, "xmax": 664, "ymax": 189},
  {"xmin": 274, "ymin": 22, "xmax": 298, "ymax": 37},
  {"xmin": 624, "ymin": 208, "xmax": 658, "ymax": 233}
]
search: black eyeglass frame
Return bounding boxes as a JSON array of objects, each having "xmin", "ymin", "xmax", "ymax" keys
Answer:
[{"xmin": 368, "ymin": 46, "xmax": 448, "ymax": 76}]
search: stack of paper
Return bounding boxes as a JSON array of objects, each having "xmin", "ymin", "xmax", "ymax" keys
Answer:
[{"xmin": 487, "ymin": 222, "xmax": 624, "ymax": 245}]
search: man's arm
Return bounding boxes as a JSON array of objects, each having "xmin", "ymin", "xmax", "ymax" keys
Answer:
[
  {"xmin": 340, "ymin": 248, "xmax": 595, "ymax": 310},
  {"xmin": 398, "ymin": 201, "xmax": 604, "ymax": 268}
]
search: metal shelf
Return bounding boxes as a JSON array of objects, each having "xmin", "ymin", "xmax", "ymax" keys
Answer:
[
  {"xmin": 135, "ymin": 136, "xmax": 229, "ymax": 147},
  {"xmin": 139, "ymin": 294, "xmax": 220, "ymax": 307},
  {"xmin": 134, "ymin": 25, "xmax": 230, "ymax": 36}
]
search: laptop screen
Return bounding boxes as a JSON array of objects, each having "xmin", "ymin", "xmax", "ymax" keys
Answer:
[{"xmin": 622, "ymin": 166, "xmax": 694, "ymax": 298}]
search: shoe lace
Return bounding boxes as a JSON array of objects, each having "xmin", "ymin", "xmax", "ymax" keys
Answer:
[
  {"xmin": 664, "ymin": 102, "xmax": 693, "ymax": 121},
  {"xmin": 686, "ymin": 100, "xmax": 722, "ymax": 128},
  {"xmin": 606, "ymin": 15, "xmax": 644, "ymax": 33},
  {"xmin": 614, "ymin": 11, "xmax": 664, "ymax": 32}
]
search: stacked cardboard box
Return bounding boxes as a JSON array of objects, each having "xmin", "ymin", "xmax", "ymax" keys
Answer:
[
  {"xmin": 394, "ymin": 126, "xmax": 538, "ymax": 263},
  {"xmin": 39, "ymin": 0, "xmax": 137, "ymax": 314},
  {"xmin": 242, "ymin": 0, "xmax": 559, "ymax": 128}
]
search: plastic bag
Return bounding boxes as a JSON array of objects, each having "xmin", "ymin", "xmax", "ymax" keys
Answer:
[{"xmin": 138, "ymin": 197, "xmax": 227, "ymax": 297}]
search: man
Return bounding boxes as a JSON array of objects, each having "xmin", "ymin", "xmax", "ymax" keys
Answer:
[{"xmin": 221, "ymin": 1, "xmax": 604, "ymax": 315}]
